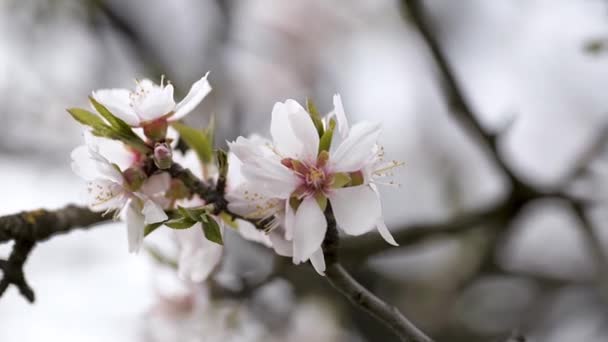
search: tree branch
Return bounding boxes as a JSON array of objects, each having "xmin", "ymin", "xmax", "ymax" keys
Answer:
[
  {"xmin": 0, "ymin": 205, "xmax": 109, "ymax": 302},
  {"xmin": 322, "ymin": 206, "xmax": 434, "ymax": 342}
]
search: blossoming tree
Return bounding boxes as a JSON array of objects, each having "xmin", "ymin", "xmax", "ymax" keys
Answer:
[{"xmin": 1, "ymin": 2, "xmax": 605, "ymax": 342}]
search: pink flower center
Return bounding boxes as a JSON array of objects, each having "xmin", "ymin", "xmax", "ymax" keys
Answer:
[{"xmin": 281, "ymin": 153, "xmax": 331, "ymax": 197}]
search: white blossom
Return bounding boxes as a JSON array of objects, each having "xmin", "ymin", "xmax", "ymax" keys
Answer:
[
  {"xmin": 92, "ymin": 73, "xmax": 211, "ymax": 127},
  {"xmin": 71, "ymin": 132, "xmax": 169, "ymax": 252},
  {"xmin": 228, "ymin": 95, "xmax": 398, "ymax": 275}
]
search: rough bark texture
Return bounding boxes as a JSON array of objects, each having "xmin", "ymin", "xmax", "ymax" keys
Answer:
[{"xmin": 0, "ymin": 205, "xmax": 109, "ymax": 302}]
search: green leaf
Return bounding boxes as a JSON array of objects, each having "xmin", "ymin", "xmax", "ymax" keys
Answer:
[
  {"xmin": 172, "ymin": 122, "xmax": 213, "ymax": 164},
  {"xmin": 144, "ymin": 222, "xmax": 163, "ymax": 237},
  {"xmin": 177, "ymin": 206, "xmax": 209, "ymax": 222},
  {"xmin": 68, "ymin": 105, "xmax": 151, "ymax": 154},
  {"xmin": 67, "ymin": 108, "xmax": 109, "ymax": 130},
  {"xmin": 319, "ymin": 118, "xmax": 335, "ymax": 152},
  {"xmin": 306, "ymin": 98, "xmax": 324, "ymax": 137},
  {"xmin": 165, "ymin": 216, "xmax": 197, "ymax": 229},
  {"xmin": 89, "ymin": 96, "xmax": 132, "ymax": 134},
  {"xmin": 201, "ymin": 214, "xmax": 223, "ymax": 245},
  {"xmin": 88, "ymin": 97, "xmax": 151, "ymax": 153}
]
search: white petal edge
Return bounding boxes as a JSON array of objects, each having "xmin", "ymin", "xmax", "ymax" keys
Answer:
[
  {"xmin": 333, "ymin": 94, "xmax": 349, "ymax": 139},
  {"xmin": 309, "ymin": 248, "xmax": 326, "ymax": 275},
  {"xmin": 172, "ymin": 72, "xmax": 212, "ymax": 120},
  {"xmin": 369, "ymin": 183, "xmax": 398, "ymax": 246}
]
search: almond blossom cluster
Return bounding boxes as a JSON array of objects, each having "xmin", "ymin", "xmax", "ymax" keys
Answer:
[{"xmin": 69, "ymin": 74, "xmax": 400, "ymax": 281}]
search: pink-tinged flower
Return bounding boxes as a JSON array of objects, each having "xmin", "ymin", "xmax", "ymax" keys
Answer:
[
  {"xmin": 71, "ymin": 132, "xmax": 169, "ymax": 252},
  {"xmin": 228, "ymin": 95, "xmax": 399, "ymax": 275},
  {"xmin": 92, "ymin": 73, "xmax": 211, "ymax": 127}
]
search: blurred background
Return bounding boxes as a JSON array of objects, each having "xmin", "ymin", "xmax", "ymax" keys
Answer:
[{"xmin": 1, "ymin": 0, "xmax": 608, "ymax": 341}]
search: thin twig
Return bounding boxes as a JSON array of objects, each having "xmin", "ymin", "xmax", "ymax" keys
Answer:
[{"xmin": 322, "ymin": 206, "xmax": 434, "ymax": 342}]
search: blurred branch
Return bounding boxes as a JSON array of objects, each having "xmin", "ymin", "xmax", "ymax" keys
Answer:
[
  {"xmin": 0, "ymin": 205, "xmax": 109, "ymax": 302},
  {"xmin": 90, "ymin": 0, "xmax": 166, "ymax": 77},
  {"xmin": 560, "ymin": 123, "xmax": 608, "ymax": 186},
  {"xmin": 401, "ymin": 0, "xmax": 524, "ymax": 190},
  {"xmin": 323, "ymin": 207, "xmax": 434, "ymax": 342},
  {"xmin": 341, "ymin": 202, "xmax": 505, "ymax": 261},
  {"xmin": 383, "ymin": 0, "xmax": 608, "ymax": 303},
  {"xmin": 572, "ymin": 202, "xmax": 608, "ymax": 280}
]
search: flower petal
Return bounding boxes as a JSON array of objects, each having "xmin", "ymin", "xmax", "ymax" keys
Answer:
[
  {"xmin": 331, "ymin": 122, "xmax": 381, "ymax": 173},
  {"xmin": 92, "ymin": 88, "xmax": 139, "ymax": 126},
  {"xmin": 332, "ymin": 94, "xmax": 349, "ymax": 139},
  {"xmin": 142, "ymin": 199, "xmax": 168, "ymax": 224},
  {"xmin": 369, "ymin": 184, "xmax": 398, "ymax": 246},
  {"xmin": 377, "ymin": 219, "xmax": 398, "ymax": 246},
  {"xmin": 271, "ymin": 101, "xmax": 302, "ymax": 157},
  {"xmin": 71, "ymin": 145, "xmax": 99, "ymax": 181},
  {"xmin": 287, "ymin": 102, "xmax": 319, "ymax": 161},
  {"xmin": 237, "ymin": 220, "xmax": 272, "ymax": 247},
  {"xmin": 126, "ymin": 200, "xmax": 145, "ymax": 253},
  {"xmin": 141, "ymin": 172, "xmax": 171, "ymax": 196},
  {"xmin": 175, "ymin": 223, "xmax": 223, "ymax": 282},
  {"xmin": 292, "ymin": 197, "xmax": 327, "ymax": 264},
  {"xmin": 309, "ymin": 248, "xmax": 326, "ymax": 275},
  {"xmin": 329, "ymin": 185, "xmax": 381, "ymax": 236},
  {"xmin": 136, "ymin": 83, "xmax": 176, "ymax": 122},
  {"xmin": 269, "ymin": 229, "xmax": 293, "ymax": 257},
  {"xmin": 88, "ymin": 180, "xmax": 126, "ymax": 212},
  {"xmin": 284, "ymin": 200, "xmax": 295, "ymax": 241},
  {"xmin": 172, "ymin": 73, "xmax": 212, "ymax": 120}
]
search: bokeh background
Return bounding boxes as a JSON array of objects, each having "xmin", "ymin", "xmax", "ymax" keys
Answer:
[{"xmin": 2, "ymin": 0, "xmax": 608, "ymax": 341}]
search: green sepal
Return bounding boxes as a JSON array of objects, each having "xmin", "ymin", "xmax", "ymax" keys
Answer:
[
  {"xmin": 314, "ymin": 193, "xmax": 328, "ymax": 211},
  {"xmin": 172, "ymin": 122, "xmax": 214, "ymax": 164},
  {"xmin": 332, "ymin": 172, "xmax": 351, "ymax": 188},
  {"xmin": 306, "ymin": 98, "xmax": 325, "ymax": 138},
  {"xmin": 201, "ymin": 214, "xmax": 223, "ymax": 245},
  {"xmin": 219, "ymin": 211, "xmax": 238, "ymax": 229},
  {"xmin": 319, "ymin": 118, "xmax": 335, "ymax": 152}
]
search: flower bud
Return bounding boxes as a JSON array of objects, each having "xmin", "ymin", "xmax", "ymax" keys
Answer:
[
  {"xmin": 153, "ymin": 142, "xmax": 173, "ymax": 169},
  {"xmin": 123, "ymin": 167, "xmax": 146, "ymax": 191},
  {"xmin": 143, "ymin": 118, "xmax": 168, "ymax": 141}
]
